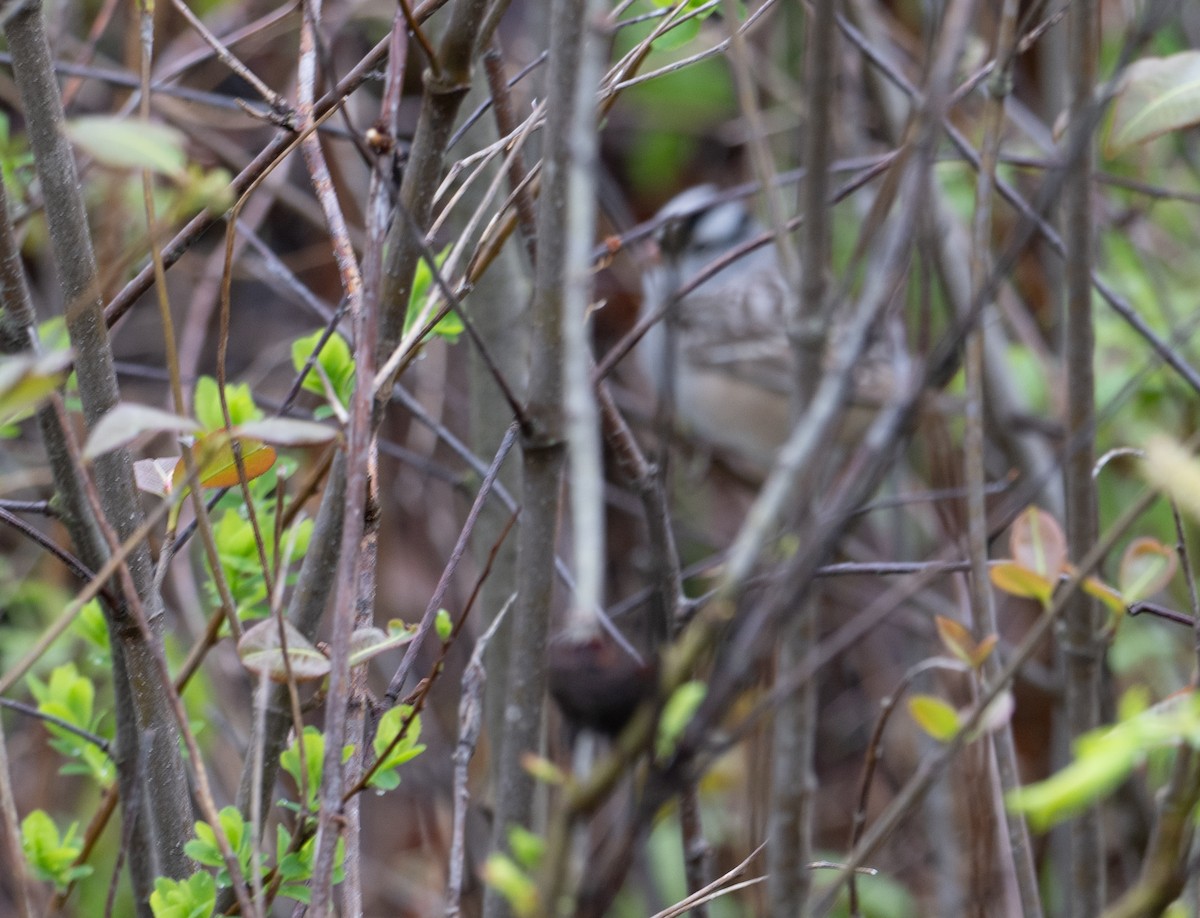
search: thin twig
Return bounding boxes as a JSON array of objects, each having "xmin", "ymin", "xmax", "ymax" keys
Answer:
[{"xmin": 446, "ymin": 593, "xmax": 517, "ymax": 917}]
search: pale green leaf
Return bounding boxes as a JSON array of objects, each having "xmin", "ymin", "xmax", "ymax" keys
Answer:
[{"xmin": 64, "ymin": 116, "xmax": 187, "ymax": 177}]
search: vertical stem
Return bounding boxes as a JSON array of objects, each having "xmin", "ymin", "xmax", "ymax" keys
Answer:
[
  {"xmin": 964, "ymin": 3, "xmax": 1042, "ymax": 916},
  {"xmin": 5, "ymin": 0, "xmax": 193, "ymax": 896},
  {"xmin": 483, "ymin": 0, "xmax": 599, "ymax": 913},
  {"xmin": 0, "ymin": 716, "xmax": 35, "ymax": 918},
  {"xmin": 1062, "ymin": 1, "xmax": 1103, "ymax": 914}
]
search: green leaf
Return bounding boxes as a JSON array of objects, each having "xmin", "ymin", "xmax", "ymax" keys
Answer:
[
  {"xmin": 1008, "ymin": 694, "xmax": 1200, "ymax": 830},
  {"xmin": 403, "ymin": 245, "xmax": 462, "ymax": 343},
  {"xmin": 0, "ymin": 349, "xmax": 72, "ymax": 427},
  {"xmin": 1007, "ymin": 730, "xmax": 1138, "ymax": 831},
  {"xmin": 482, "ymin": 853, "xmax": 539, "ymax": 917},
  {"xmin": 435, "ymin": 608, "xmax": 453, "ymax": 643},
  {"xmin": 149, "ymin": 871, "xmax": 217, "ymax": 918},
  {"xmin": 371, "ymin": 704, "xmax": 426, "ymax": 786},
  {"xmin": 908, "ymin": 694, "xmax": 960, "ymax": 742},
  {"xmin": 989, "ymin": 561, "xmax": 1055, "ymax": 606},
  {"xmin": 1107, "ymin": 52, "xmax": 1200, "ymax": 156},
  {"xmin": 21, "ymin": 810, "xmax": 90, "ymax": 892},
  {"xmin": 183, "ymin": 819, "xmax": 223, "ymax": 869},
  {"xmin": 507, "ymin": 825, "xmax": 544, "ymax": 871},
  {"xmin": 292, "ymin": 329, "xmax": 356, "ymax": 409},
  {"xmin": 280, "ymin": 726, "xmax": 326, "ymax": 812},
  {"xmin": 656, "ymin": 680, "xmax": 706, "ymax": 760},
  {"xmin": 73, "ymin": 600, "xmax": 110, "ymax": 654},
  {"xmin": 64, "ymin": 116, "xmax": 187, "ymax": 177},
  {"xmin": 193, "ymin": 376, "xmax": 263, "ymax": 431},
  {"xmin": 648, "ymin": 16, "xmax": 700, "ymax": 51}
]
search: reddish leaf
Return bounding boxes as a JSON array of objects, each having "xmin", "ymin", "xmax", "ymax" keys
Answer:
[
  {"xmin": 1009, "ymin": 507, "xmax": 1067, "ymax": 580},
  {"xmin": 1118, "ymin": 537, "xmax": 1177, "ymax": 603},
  {"xmin": 970, "ymin": 634, "xmax": 998, "ymax": 670},
  {"xmin": 935, "ymin": 616, "xmax": 974, "ymax": 667}
]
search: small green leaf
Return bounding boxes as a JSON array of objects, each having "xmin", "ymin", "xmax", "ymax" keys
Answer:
[
  {"xmin": 404, "ymin": 245, "xmax": 462, "ymax": 343},
  {"xmin": 520, "ymin": 753, "xmax": 566, "ymax": 786},
  {"xmin": 0, "ymin": 349, "xmax": 72, "ymax": 427},
  {"xmin": 656, "ymin": 680, "xmax": 706, "ymax": 760},
  {"xmin": 435, "ymin": 608, "xmax": 453, "ymax": 642},
  {"xmin": 371, "ymin": 704, "xmax": 426, "ymax": 786},
  {"xmin": 149, "ymin": 871, "xmax": 216, "ymax": 918},
  {"xmin": 193, "ymin": 375, "xmax": 263, "ymax": 431},
  {"xmin": 280, "ymin": 726, "xmax": 326, "ymax": 812},
  {"xmin": 482, "ymin": 854, "xmax": 539, "ymax": 918},
  {"xmin": 21, "ymin": 810, "xmax": 90, "ymax": 892},
  {"xmin": 989, "ymin": 561, "xmax": 1055, "ymax": 606},
  {"xmin": 292, "ymin": 330, "xmax": 355, "ymax": 409},
  {"xmin": 1008, "ymin": 695, "xmax": 1200, "ymax": 830},
  {"xmin": 1007, "ymin": 731, "xmax": 1137, "ymax": 831},
  {"xmin": 649, "ymin": 17, "xmax": 700, "ymax": 51},
  {"xmin": 908, "ymin": 694, "xmax": 959, "ymax": 742},
  {"xmin": 507, "ymin": 825, "xmax": 544, "ymax": 871}
]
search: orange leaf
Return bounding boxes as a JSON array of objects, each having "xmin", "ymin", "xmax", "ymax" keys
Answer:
[
  {"xmin": 970, "ymin": 634, "xmax": 998, "ymax": 670},
  {"xmin": 1082, "ymin": 576, "xmax": 1127, "ymax": 617},
  {"xmin": 935, "ymin": 616, "xmax": 975, "ymax": 666},
  {"xmin": 173, "ymin": 432, "xmax": 277, "ymax": 491}
]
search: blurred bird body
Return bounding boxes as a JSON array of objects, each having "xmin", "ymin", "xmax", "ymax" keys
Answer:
[
  {"xmin": 639, "ymin": 186, "xmax": 896, "ymax": 471},
  {"xmin": 640, "ymin": 186, "xmax": 795, "ymax": 469}
]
